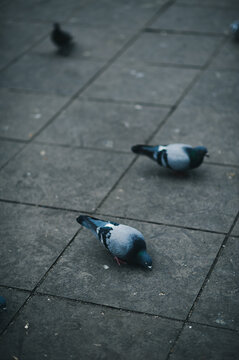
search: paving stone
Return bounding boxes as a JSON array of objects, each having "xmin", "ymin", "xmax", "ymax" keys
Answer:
[
  {"xmin": 0, "ymin": 89, "xmax": 68, "ymax": 140},
  {"xmin": 99, "ymin": 160, "xmax": 239, "ymax": 233},
  {"xmin": 210, "ymin": 39, "xmax": 239, "ymax": 70},
  {"xmin": 0, "ymin": 0, "xmax": 87, "ymax": 22},
  {"xmin": 39, "ymin": 219, "xmax": 223, "ymax": 319},
  {"xmin": 0, "ymin": 202, "xmax": 79, "ymax": 289},
  {"xmin": 0, "ymin": 294, "xmax": 181, "ymax": 360},
  {"xmin": 150, "ymin": 4, "xmax": 236, "ymax": 34},
  {"xmin": 0, "ymin": 287, "xmax": 29, "ymax": 333},
  {"xmin": 171, "ymin": 323, "xmax": 239, "ymax": 360},
  {"xmin": 190, "ymin": 237, "xmax": 239, "ymax": 331},
  {"xmin": 0, "ymin": 143, "xmax": 132, "ymax": 211},
  {"xmin": 120, "ymin": 32, "xmax": 222, "ymax": 67},
  {"xmin": 0, "ymin": 21, "xmax": 47, "ymax": 71},
  {"xmin": 0, "ymin": 140, "xmax": 23, "ymax": 168},
  {"xmin": 0, "ymin": 53, "xmax": 104, "ymax": 96},
  {"xmin": 182, "ymin": 70, "xmax": 239, "ymax": 113},
  {"xmin": 69, "ymin": 0, "xmax": 166, "ymax": 29},
  {"xmin": 83, "ymin": 62, "xmax": 198, "ymax": 105},
  {"xmin": 37, "ymin": 99, "xmax": 169, "ymax": 150},
  {"xmin": 151, "ymin": 105, "xmax": 239, "ymax": 166},
  {"xmin": 35, "ymin": 24, "xmax": 133, "ymax": 61}
]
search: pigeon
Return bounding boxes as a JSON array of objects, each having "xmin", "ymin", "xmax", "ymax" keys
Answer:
[
  {"xmin": 230, "ymin": 21, "xmax": 239, "ymax": 41},
  {"xmin": 0, "ymin": 296, "xmax": 6, "ymax": 312},
  {"xmin": 51, "ymin": 23, "xmax": 74, "ymax": 55},
  {"xmin": 132, "ymin": 143, "xmax": 209, "ymax": 171},
  {"xmin": 76, "ymin": 215, "xmax": 152, "ymax": 269}
]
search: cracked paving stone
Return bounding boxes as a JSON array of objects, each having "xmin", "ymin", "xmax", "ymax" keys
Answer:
[
  {"xmin": 38, "ymin": 219, "xmax": 223, "ymax": 319},
  {"xmin": 0, "ymin": 294, "xmax": 181, "ymax": 360}
]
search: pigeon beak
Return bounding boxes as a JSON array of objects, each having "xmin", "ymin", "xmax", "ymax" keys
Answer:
[
  {"xmin": 205, "ymin": 153, "xmax": 210, "ymax": 157},
  {"xmin": 147, "ymin": 265, "xmax": 152, "ymax": 270}
]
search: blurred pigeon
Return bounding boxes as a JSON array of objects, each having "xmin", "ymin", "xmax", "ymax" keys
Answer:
[
  {"xmin": 76, "ymin": 215, "xmax": 152, "ymax": 269},
  {"xmin": 0, "ymin": 296, "xmax": 6, "ymax": 312},
  {"xmin": 132, "ymin": 143, "xmax": 209, "ymax": 171},
  {"xmin": 230, "ymin": 21, "xmax": 239, "ymax": 41},
  {"xmin": 51, "ymin": 23, "xmax": 74, "ymax": 55}
]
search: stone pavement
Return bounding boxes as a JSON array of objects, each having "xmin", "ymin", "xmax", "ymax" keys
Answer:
[{"xmin": 0, "ymin": 0, "xmax": 239, "ymax": 359}]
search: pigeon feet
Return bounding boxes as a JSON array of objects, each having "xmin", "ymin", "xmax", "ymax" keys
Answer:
[{"xmin": 114, "ymin": 256, "xmax": 127, "ymax": 266}]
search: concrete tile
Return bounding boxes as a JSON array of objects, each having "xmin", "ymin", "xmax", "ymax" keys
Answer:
[
  {"xmin": 210, "ymin": 39, "xmax": 239, "ymax": 70},
  {"xmin": 120, "ymin": 32, "xmax": 222, "ymax": 67},
  {"xmin": 39, "ymin": 219, "xmax": 223, "ymax": 319},
  {"xmin": 0, "ymin": 287, "xmax": 29, "ymax": 333},
  {"xmin": 0, "ymin": 53, "xmax": 104, "ymax": 96},
  {"xmin": 35, "ymin": 24, "xmax": 133, "ymax": 61},
  {"xmin": 182, "ymin": 70, "xmax": 239, "ymax": 113},
  {"xmin": 0, "ymin": 202, "xmax": 79, "ymax": 289},
  {"xmin": 151, "ymin": 105, "xmax": 239, "ymax": 166},
  {"xmin": 84, "ymin": 62, "xmax": 198, "ymax": 105},
  {"xmin": 0, "ymin": 294, "xmax": 181, "ymax": 360},
  {"xmin": 0, "ymin": 21, "xmax": 47, "ymax": 70},
  {"xmin": 99, "ymin": 161, "xmax": 239, "ymax": 233},
  {"xmin": 190, "ymin": 237, "xmax": 239, "ymax": 331},
  {"xmin": 150, "ymin": 4, "xmax": 236, "ymax": 34},
  {"xmin": 0, "ymin": 89, "xmax": 68, "ymax": 140},
  {"xmin": 37, "ymin": 99, "xmax": 169, "ymax": 150},
  {"xmin": 172, "ymin": 323, "xmax": 239, "ymax": 360},
  {"xmin": 0, "ymin": 140, "xmax": 24, "ymax": 168},
  {"xmin": 69, "ymin": 0, "xmax": 166, "ymax": 29},
  {"xmin": 0, "ymin": 143, "xmax": 132, "ymax": 211},
  {"xmin": 0, "ymin": 0, "xmax": 87, "ymax": 22}
]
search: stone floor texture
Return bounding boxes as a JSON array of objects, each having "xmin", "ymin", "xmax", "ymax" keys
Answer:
[{"xmin": 0, "ymin": 0, "xmax": 238, "ymax": 359}]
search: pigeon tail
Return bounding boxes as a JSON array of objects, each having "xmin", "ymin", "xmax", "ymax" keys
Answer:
[
  {"xmin": 131, "ymin": 144, "xmax": 158, "ymax": 160},
  {"xmin": 76, "ymin": 215, "xmax": 108, "ymax": 236}
]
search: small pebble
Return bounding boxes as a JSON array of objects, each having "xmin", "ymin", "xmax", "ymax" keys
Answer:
[{"xmin": 103, "ymin": 265, "xmax": 109, "ymax": 270}]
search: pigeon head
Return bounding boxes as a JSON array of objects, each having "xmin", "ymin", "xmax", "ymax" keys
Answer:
[
  {"xmin": 136, "ymin": 250, "xmax": 152, "ymax": 270},
  {"xmin": 187, "ymin": 146, "xmax": 209, "ymax": 168},
  {"xmin": 54, "ymin": 23, "xmax": 60, "ymax": 30}
]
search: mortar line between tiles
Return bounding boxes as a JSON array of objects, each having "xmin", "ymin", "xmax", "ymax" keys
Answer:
[
  {"xmin": 165, "ymin": 210, "xmax": 239, "ymax": 359},
  {"xmin": 34, "ymin": 291, "xmax": 184, "ymax": 323},
  {"xmin": 0, "ymin": 198, "xmax": 229, "ymax": 236},
  {"xmin": 0, "ymin": 0, "xmax": 176, "ymax": 172},
  {"xmin": 81, "ymin": 96, "xmax": 173, "ymax": 108},
  {"xmin": 0, "ymin": 228, "xmax": 81, "ymax": 337},
  {"xmin": 144, "ymin": 28, "xmax": 228, "ymax": 37}
]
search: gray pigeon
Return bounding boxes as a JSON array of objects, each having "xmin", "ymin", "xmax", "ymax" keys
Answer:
[
  {"xmin": 132, "ymin": 143, "xmax": 209, "ymax": 171},
  {"xmin": 76, "ymin": 215, "xmax": 152, "ymax": 269}
]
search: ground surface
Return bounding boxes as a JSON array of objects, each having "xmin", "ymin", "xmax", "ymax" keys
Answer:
[{"xmin": 0, "ymin": 0, "xmax": 239, "ymax": 359}]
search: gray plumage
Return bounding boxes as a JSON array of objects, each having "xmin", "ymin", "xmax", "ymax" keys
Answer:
[
  {"xmin": 76, "ymin": 215, "xmax": 152, "ymax": 269},
  {"xmin": 132, "ymin": 143, "xmax": 209, "ymax": 171}
]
